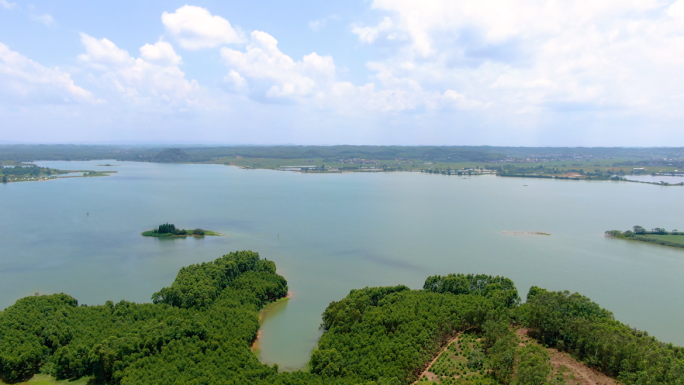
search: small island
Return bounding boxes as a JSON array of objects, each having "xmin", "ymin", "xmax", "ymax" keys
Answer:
[
  {"xmin": 142, "ymin": 223, "xmax": 219, "ymax": 238},
  {"xmin": 606, "ymin": 226, "xmax": 684, "ymax": 248}
]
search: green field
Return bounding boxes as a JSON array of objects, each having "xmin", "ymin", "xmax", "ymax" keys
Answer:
[
  {"xmin": 202, "ymin": 156, "xmax": 684, "ymax": 176},
  {"xmin": 643, "ymin": 234, "xmax": 684, "ymax": 245}
]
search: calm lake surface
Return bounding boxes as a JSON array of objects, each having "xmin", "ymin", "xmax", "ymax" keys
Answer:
[{"xmin": 2, "ymin": 161, "xmax": 683, "ymax": 369}]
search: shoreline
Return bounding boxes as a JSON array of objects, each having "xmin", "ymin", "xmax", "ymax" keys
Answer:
[
  {"xmin": 1, "ymin": 171, "xmax": 116, "ymax": 184},
  {"xmin": 18, "ymin": 159, "xmax": 683, "ymax": 187},
  {"xmin": 252, "ymin": 291, "xmax": 293, "ymax": 355}
]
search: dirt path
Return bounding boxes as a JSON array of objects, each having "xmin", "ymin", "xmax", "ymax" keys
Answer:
[{"xmin": 413, "ymin": 334, "xmax": 461, "ymax": 384}]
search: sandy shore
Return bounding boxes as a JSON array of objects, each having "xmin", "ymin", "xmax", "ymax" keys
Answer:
[{"xmin": 252, "ymin": 291, "xmax": 293, "ymax": 353}]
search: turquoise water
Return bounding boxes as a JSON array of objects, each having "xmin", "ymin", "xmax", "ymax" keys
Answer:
[{"xmin": 1, "ymin": 161, "xmax": 683, "ymax": 369}]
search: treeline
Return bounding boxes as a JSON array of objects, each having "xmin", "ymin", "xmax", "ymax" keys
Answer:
[
  {"xmin": 0, "ymin": 145, "xmax": 506, "ymax": 163},
  {"xmin": 0, "ymin": 251, "xmax": 293, "ymax": 384},
  {"xmin": 1, "ymin": 252, "xmax": 681, "ymax": 384},
  {"xmin": 518, "ymin": 287, "xmax": 684, "ymax": 383},
  {"xmin": 1, "ymin": 165, "xmax": 63, "ymax": 183},
  {"xmin": 0, "ymin": 165, "xmax": 50, "ymax": 176},
  {"xmin": 3, "ymin": 144, "xmax": 684, "ymax": 164}
]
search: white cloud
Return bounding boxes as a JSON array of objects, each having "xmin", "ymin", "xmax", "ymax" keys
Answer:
[
  {"xmin": 162, "ymin": 5, "xmax": 244, "ymax": 50},
  {"xmin": 79, "ymin": 34, "xmax": 203, "ymax": 111},
  {"xmin": 140, "ymin": 41, "xmax": 182, "ymax": 65},
  {"xmin": 441, "ymin": 90, "xmax": 487, "ymax": 110},
  {"xmin": 668, "ymin": 0, "xmax": 684, "ymax": 20},
  {"xmin": 31, "ymin": 13, "xmax": 54, "ymax": 26},
  {"xmin": 352, "ymin": 17, "xmax": 394, "ymax": 44},
  {"xmin": 347, "ymin": 0, "xmax": 684, "ymax": 121},
  {"xmin": 222, "ymin": 70, "xmax": 248, "ymax": 93},
  {"xmin": 309, "ymin": 19, "xmax": 327, "ymax": 32},
  {"xmin": 0, "ymin": 42, "xmax": 96, "ymax": 104},
  {"xmin": 0, "ymin": 0, "xmax": 17, "ymax": 10},
  {"xmin": 218, "ymin": 29, "xmax": 483, "ymax": 113},
  {"xmin": 78, "ymin": 33, "xmax": 130, "ymax": 66},
  {"xmin": 220, "ymin": 30, "xmax": 334, "ymax": 100}
]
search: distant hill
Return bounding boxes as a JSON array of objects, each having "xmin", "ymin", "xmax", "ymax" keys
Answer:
[{"xmin": 154, "ymin": 148, "xmax": 189, "ymax": 162}]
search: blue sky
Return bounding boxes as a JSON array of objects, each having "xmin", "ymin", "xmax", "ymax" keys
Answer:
[{"xmin": 1, "ymin": 0, "xmax": 684, "ymax": 145}]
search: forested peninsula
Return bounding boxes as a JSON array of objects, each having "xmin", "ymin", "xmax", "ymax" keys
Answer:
[
  {"xmin": 0, "ymin": 163, "xmax": 115, "ymax": 183},
  {"xmin": 1, "ymin": 251, "xmax": 682, "ymax": 385}
]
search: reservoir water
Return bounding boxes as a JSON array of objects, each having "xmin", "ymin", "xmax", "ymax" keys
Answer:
[{"xmin": 1, "ymin": 161, "xmax": 683, "ymax": 369}]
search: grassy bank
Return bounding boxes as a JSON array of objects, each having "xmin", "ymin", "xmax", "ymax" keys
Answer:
[{"xmin": 606, "ymin": 228, "xmax": 684, "ymax": 248}]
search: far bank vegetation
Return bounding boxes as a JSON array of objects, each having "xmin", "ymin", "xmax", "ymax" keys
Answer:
[{"xmin": 605, "ymin": 226, "xmax": 684, "ymax": 248}]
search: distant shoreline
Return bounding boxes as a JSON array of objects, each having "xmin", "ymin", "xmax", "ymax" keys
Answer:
[{"xmin": 606, "ymin": 229, "xmax": 684, "ymax": 249}]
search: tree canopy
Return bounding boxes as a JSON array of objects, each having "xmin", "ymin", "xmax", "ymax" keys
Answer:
[{"xmin": 1, "ymin": 252, "xmax": 681, "ymax": 385}]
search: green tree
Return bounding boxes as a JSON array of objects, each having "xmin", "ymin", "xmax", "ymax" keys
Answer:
[{"xmin": 516, "ymin": 344, "xmax": 551, "ymax": 385}]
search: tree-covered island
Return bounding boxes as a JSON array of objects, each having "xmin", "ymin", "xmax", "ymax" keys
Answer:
[
  {"xmin": 142, "ymin": 223, "xmax": 219, "ymax": 238},
  {"xmin": 0, "ymin": 251, "xmax": 681, "ymax": 385},
  {"xmin": 606, "ymin": 226, "xmax": 684, "ymax": 248}
]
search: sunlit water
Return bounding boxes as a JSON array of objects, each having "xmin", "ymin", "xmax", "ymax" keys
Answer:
[{"xmin": 1, "ymin": 161, "xmax": 683, "ymax": 369}]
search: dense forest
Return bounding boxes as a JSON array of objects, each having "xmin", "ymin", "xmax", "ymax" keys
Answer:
[
  {"xmin": 1, "ymin": 252, "xmax": 681, "ymax": 384},
  {"xmin": 1, "ymin": 145, "xmax": 683, "ymax": 165}
]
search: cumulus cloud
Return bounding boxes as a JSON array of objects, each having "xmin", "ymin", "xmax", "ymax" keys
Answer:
[
  {"xmin": 220, "ymin": 30, "xmax": 334, "ymax": 100},
  {"xmin": 218, "ymin": 28, "xmax": 485, "ymax": 113},
  {"xmin": 352, "ymin": 17, "xmax": 395, "ymax": 44},
  {"xmin": 140, "ymin": 41, "xmax": 182, "ymax": 65},
  {"xmin": 79, "ymin": 34, "xmax": 203, "ymax": 111},
  {"xmin": 78, "ymin": 33, "xmax": 130, "ymax": 66},
  {"xmin": 0, "ymin": 42, "xmax": 96, "ymax": 104},
  {"xmin": 349, "ymin": 0, "xmax": 684, "ymax": 120},
  {"xmin": 668, "ymin": 0, "xmax": 684, "ymax": 20},
  {"xmin": 162, "ymin": 5, "xmax": 244, "ymax": 50}
]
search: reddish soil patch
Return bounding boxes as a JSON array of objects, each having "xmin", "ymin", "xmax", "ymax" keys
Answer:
[{"xmin": 516, "ymin": 328, "xmax": 617, "ymax": 385}]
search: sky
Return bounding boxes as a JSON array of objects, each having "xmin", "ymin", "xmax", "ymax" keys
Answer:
[{"xmin": 1, "ymin": 0, "xmax": 684, "ymax": 146}]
